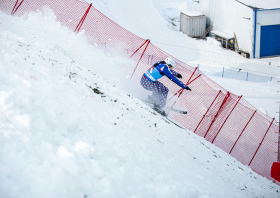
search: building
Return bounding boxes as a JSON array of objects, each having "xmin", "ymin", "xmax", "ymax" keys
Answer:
[
  {"xmin": 180, "ymin": 11, "xmax": 206, "ymax": 38},
  {"xmin": 197, "ymin": 0, "xmax": 280, "ymax": 59}
]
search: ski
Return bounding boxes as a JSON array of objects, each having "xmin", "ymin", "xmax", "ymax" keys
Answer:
[
  {"xmin": 140, "ymin": 98, "xmax": 188, "ymax": 115},
  {"xmin": 166, "ymin": 107, "xmax": 188, "ymax": 115},
  {"xmin": 152, "ymin": 107, "xmax": 167, "ymax": 117},
  {"xmin": 140, "ymin": 98, "xmax": 187, "ymax": 129}
]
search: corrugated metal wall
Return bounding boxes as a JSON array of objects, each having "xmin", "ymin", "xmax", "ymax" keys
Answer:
[
  {"xmin": 180, "ymin": 12, "xmax": 206, "ymax": 37},
  {"xmin": 197, "ymin": 0, "xmax": 254, "ymax": 58}
]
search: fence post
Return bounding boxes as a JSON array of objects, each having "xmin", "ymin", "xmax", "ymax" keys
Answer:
[
  {"xmin": 166, "ymin": 67, "xmax": 201, "ymax": 116},
  {"xmin": 212, "ymin": 95, "xmax": 242, "ymax": 143},
  {"xmin": 129, "ymin": 39, "xmax": 149, "ymax": 59},
  {"xmin": 11, "ymin": 0, "xmax": 25, "ymax": 16},
  {"xmin": 129, "ymin": 40, "xmax": 150, "ymax": 80},
  {"xmin": 222, "ymin": 67, "xmax": 224, "ymax": 78},
  {"xmin": 172, "ymin": 67, "xmax": 200, "ymax": 98},
  {"xmin": 168, "ymin": 67, "xmax": 198, "ymax": 101},
  {"xmin": 150, "ymin": 55, "xmax": 153, "ymax": 65},
  {"xmin": 204, "ymin": 91, "xmax": 230, "ymax": 138},
  {"xmin": 194, "ymin": 90, "xmax": 222, "ymax": 134},
  {"xmin": 187, "ymin": 67, "xmax": 198, "ymax": 84},
  {"xmin": 168, "ymin": 68, "xmax": 201, "ymax": 111},
  {"xmin": 248, "ymin": 118, "xmax": 275, "ymax": 166},
  {"xmin": 246, "ymin": 72, "xmax": 248, "ymax": 81},
  {"xmin": 229, "ymin": 110, "xmax": 257, "ymax": 154},
  {"xmin": 188, "ymin": 74, "xmax": 202, "ymax": 86},
  {"xmin": 74, "ymin": 3, "xmax": 92, "ymax": 33}
]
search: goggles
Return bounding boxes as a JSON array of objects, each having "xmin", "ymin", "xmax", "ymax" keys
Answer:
[{"xmin": 168, "ymin": 64, "xmax": 174, "ymax": 68}]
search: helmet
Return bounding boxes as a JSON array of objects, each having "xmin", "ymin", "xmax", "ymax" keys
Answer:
[{"xmin": 165, "ymin": 57, "xmax": 175, "ymax": 68}]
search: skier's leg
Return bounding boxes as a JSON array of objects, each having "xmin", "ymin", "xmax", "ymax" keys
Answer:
[
  {"xmin": 141, "ymin": 76, "xmax": 168, "ymax": 107},
  {"xmin": 141, "ymin": 76, "xmax": 156, "ymax": 102},
  {"xmin": 151, "ymin": 81, "xmax": 169, "ymax": 108},
  {"xmin": 141, "ymin": 76, "xmax": 153, "ymax": 91}
]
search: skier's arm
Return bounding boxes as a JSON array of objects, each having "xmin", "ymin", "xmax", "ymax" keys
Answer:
[
  {"xmin": 170, "ymin": 69, "xmax": 178, "ymax": 77},
  {"xmin": 162, "ymin": 66, "xmax": 186, "ymax": 89},
  {"xmin": 170, "ymin": 69, "xmax": 182, "ymax": 79}
]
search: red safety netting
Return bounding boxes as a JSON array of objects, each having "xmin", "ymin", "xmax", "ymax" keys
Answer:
[{"xmin": 1, "ymin": 0, "xmax": 279, "ymax": 184}]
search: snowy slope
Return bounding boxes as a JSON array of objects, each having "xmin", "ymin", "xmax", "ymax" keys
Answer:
[
  {"xmin": 88, "ymin": 0, "xmax": 280, "ymax": 121},
  {"xmin": 1, "ymin": 9, "xmax": 280, "ymax": 198},
  {"xmin": 89, "ymin": 0, "xmax": 199, "ymax": 63}
]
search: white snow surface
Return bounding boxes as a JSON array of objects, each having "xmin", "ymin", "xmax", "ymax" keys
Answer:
[
  {"xmin": 1, "ymin": 1, "xmax": 280, "ymax": 198},
  {"xmin": 183, "ymin": 10, "xmax": 204, "ymax": 16}
]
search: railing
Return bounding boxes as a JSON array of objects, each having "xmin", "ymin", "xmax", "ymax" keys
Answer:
[
  {"xmin": 1, "ymin": 0, "xmax": 279, "ymax": 184},
  {"xmin": 197, "ymin": 64, "xmax": 280, "ymax": 83}
]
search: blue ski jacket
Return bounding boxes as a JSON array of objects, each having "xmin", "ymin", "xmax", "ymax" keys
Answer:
[{"xmin": 144, "ymin": 61, "xmax": 186, "ymax": 89}]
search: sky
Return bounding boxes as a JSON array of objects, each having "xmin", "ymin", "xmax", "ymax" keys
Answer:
[{"xmin": 0, "ymin": 0, "xmax": 280, "ymax": 197}]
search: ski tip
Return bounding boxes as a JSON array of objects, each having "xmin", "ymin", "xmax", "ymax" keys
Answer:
[{"xmin": 166, "ymin": 107, "xmax": 188, "ymax": 115}]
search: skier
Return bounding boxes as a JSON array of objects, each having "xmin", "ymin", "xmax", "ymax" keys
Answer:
[{"xmin": 140, "ymin": 57, "xmax": 192, "ymax": 116}]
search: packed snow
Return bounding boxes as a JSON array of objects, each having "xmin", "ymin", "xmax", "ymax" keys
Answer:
[{"xmin": 0, "ymin": 0, "xmax": 280, "ymax": 198}]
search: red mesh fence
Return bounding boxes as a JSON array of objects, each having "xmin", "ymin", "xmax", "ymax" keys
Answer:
[{"xmin": 1, "ymin": 0, "xmax": 279, "ymax": 184}]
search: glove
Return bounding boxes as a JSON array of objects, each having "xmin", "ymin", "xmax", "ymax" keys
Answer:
[
  {"xmin": 177, "ymin": 73, "xmax": 182, "ymax": 79},
  {"xmin": 185, "ymin": 86, "xmax": 191, "ymax": 91}
]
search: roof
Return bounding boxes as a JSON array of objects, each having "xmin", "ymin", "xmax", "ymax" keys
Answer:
[
  {"xmin": 236, "ymin": 0, "xmax": 280, "ymax": 9},
  {"xmin": 211, "ymin": 30, "xmax": 234, "ymax": 40},
  {"xmin": 183, "ymin": 11, "xmax": 204, "ymax": 17}
]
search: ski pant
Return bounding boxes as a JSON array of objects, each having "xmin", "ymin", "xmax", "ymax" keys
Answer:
[{"xmin": 140, "ymin": 75, "xmax": 169, "ymax": 108}]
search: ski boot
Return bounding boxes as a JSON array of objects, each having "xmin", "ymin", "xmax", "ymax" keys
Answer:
[{"xmin": 153, "ymin": 104, "xmax": 167, "ymax": 117}]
